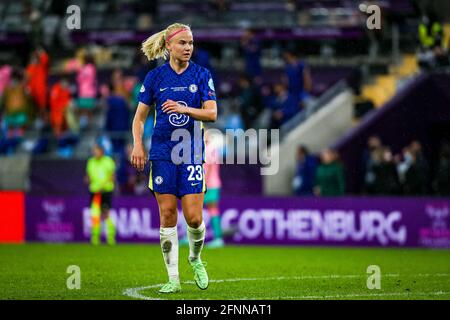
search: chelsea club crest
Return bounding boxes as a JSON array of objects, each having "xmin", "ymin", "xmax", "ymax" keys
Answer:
[{"xmin": 189, "ymin": 84, "xmax": 198, "ymax": 93}]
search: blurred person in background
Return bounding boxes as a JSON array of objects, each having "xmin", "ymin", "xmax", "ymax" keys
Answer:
[
  {"xmin": 362, "ymin": 135, "xmax": 383, "ymax": 169},
  {"xmin": 0, "ymin": 64, "xmax": 12, "ymax": 99},
  {"xmin": 204, "ymin": 131, "xmax": 224, "ymax": 248},
  {"xmin": 111, "ymin": 68, "xmax": 129, "ymax": 100},
  {"xmin": 1, "ymin": 71, "xmax": 31, "ymax": 137},
  {"xmin": 49, "ymin": 76, "xmax": 72, "ymax": 138},
  {"xmin": 314, "ymin": 148, "xmax": 345, "ymax": 197},
  {"xmin": 180, "ymin": 131, "xmax": 224, "ymax": 248},
  {"xmin": 434, "ymin": 143, "xmax": 450, "ymax": 196},
  {"xmin": 283, "ymin": 49, "xmax": 312, "ymax": 110},
  {"xmin": 292, "ymin": 145, "xmax": 318, "ymax": 196},
  {"xmin": 410, "ymin": 140, "xmax": 429, "ymax": 174},
  {"xmin": 418, "ymin": 10, "xmax": 445, "ymax": 70},
  {"xmin": 85, "ymin": 141, "xmax": 117, "ymax": 246},
  {"xmin": 224, "ymin": 103, "xmax": 245, "ymax": 131},
  {"xmin": 76, "ymin": 54, "xmax": 97, "ymax": 129},
  {"xmin": 26, "ymin": 48, "xmax": 49, "ymax": 118},
  {"xmin": 364, "ymin": 146, "xmax": 401, "ymax": 195},
  {"xmin": 240, "ymin": 29, "xmax": 262, "ymax": 79},
  {"xmin": 361, "ymin": 135, "xmax": 383, "ymax": 191},
  {"xmin": 397, "ymin": 145, "xmax": 427, "ymax": 195},
  {"xmin": 104, "ymin": 83, "xmax": 131, "ymax": 157},
  {"xmin": 237, "ymin": 75, "xmax": 263, "ymax": 130},
  {"xmin": 270, "ymin": 83, "xmax": 300, "ymax": 129}
]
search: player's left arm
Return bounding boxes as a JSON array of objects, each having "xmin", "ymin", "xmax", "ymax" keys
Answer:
[{"xmin": 161, "ymin": 99, "xmax": 217, "ymax": 122}]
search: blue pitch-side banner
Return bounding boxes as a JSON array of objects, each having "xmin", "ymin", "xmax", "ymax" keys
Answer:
[{"xmin": 25, "ymin": 195, "xmax": 450, "ymax": 248}]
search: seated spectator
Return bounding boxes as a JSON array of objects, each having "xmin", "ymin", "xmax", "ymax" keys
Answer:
[
  {"xmin": 237, "ymin": 75, "xmax": 263, "ymax": 129},
  {"xmin": 1, "ymin": 71, "xmax": 31, "ymax": 137},
  {"xmin": 104, "ymin": 84, "xmax": 131, "ymax": 156},
  {"xmin": 314, "ymin": 148, "xmax": 345, "ymax": 196},
  {"xmin": 434, "ymin": 143, "xmax": 450, "ymax": 196},
  {"xmin": 292, "ymin": 145, "xmax": 318, "ymax": 196}
]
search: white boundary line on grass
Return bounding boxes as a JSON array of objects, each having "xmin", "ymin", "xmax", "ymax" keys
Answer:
[{"xmin": 122, "ymin": 273, "xmax": 450, "ymax": 300}]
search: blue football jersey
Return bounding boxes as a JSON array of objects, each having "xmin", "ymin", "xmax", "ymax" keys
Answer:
[{"xmin": 138, "ymin": 61, "xmax": 217, "ymax": 164}]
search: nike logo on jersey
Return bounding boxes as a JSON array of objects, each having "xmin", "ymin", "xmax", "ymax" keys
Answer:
[
  {"xmin": 191, "ymin": 182, "xmax": 201, "ymax": 186},
  {"xmin": 160, "ymin": 87, "xmax": 169, "ymax": 92}
]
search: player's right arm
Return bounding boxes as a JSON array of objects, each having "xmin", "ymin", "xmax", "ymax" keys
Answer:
[{"xmin": 131, "ymin": 102, "xmax": 150, "ymax": 171}]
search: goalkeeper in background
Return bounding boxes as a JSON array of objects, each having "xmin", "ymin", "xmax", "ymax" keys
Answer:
[{"xmin": 85, "ymin": 141, "xmax": 117, "ymax": 245}]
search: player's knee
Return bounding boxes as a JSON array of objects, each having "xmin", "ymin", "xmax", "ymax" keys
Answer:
[
  {"xmin": 159, "ymin": 207, "xmax": 178, "ymax": 225},
  {"xmin": 186, "ymin": 216, "xmax": 203, "ymax": 229}
]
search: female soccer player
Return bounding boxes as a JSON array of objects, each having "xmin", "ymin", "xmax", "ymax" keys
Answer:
[{"xmin": 131, "ymin": 23, "xmax": 217, "ymax": 294}]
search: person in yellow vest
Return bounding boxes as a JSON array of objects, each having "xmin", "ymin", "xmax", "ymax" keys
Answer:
[
  {"xmin": 418, "ymin": 14, "xmax": 443, "ymax": 50},
  {"xmin": 85, "ymin": 141, "xmax": 116, "ymax": 245}
]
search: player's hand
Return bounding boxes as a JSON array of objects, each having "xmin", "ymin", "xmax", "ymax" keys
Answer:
[
  {"xmin": 161, "ymin": 99, "xmax": 187, "ymax": 114},
  {"xmin": 131, "ymin": 143, "xmax": 147, "ymax": 172}
]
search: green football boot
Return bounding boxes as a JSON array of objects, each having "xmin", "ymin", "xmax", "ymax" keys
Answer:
[
  {"xmin": 158, "ymin": 279, "xmax": 181, "ymax": 294},
  {"xmin": 189, "ymin": 259, "xmax": 209, "ymax": 290}
]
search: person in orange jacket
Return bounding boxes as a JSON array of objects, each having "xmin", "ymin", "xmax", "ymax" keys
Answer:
[
  {"xmin": 49, "ymin": 77, "xmax": 71, "ymax": 137},
  {"xmin": 26, "ymin": 49, "xmax": 49, "ymax": 115}
]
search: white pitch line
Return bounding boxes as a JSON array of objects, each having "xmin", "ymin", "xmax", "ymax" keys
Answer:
[{"xmin": 122, "ymin": 273, "xmax": 450, "ymax": 300}]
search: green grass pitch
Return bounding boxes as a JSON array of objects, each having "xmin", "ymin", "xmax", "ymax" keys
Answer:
[{"xmin": 1, "ymin": 244, "xmax": 449, "ymax": 300}]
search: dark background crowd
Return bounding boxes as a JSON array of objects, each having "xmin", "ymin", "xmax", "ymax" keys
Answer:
[{"xmin": 293, "ymin": 137, "xmax": 450, "ymax": 197}]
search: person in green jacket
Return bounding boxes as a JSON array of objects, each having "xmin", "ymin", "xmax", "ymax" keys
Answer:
[
  {"xmin": 314, "ymin": 148, "xmax": 345, "ymax": 197},
  {"xmin": 85, "ymin": 142, "xmax": 117, "ymax": 245}
]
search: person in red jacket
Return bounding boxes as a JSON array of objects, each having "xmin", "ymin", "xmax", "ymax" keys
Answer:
[
  {"xmin": 26, "ymin": 49, "xmax": 49, "ymax": 115},
  {"xmin": 49, "ymin": 77, "xmax": 71, "ymax": 137}
]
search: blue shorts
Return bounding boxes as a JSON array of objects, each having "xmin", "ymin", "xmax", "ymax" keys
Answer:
[{"xmin": 148, "ymin": 160, "xmax": 206, "ymax": 198}]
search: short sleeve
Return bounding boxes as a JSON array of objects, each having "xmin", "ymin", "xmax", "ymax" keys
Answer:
[
  {"xmin": 138, "ymin": 71, "xmax": 155, "ymax": 106},
  {"xmin": 200, "ymin": 70, "xmax": 216, "ymax": 102}
]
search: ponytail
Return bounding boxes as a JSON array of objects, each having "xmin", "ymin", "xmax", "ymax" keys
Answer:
[{"xmin": 141, "ymin": 23, "xmax": 191, "ymax": 61}]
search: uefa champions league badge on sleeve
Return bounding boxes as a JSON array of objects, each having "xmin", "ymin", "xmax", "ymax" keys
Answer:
[{"xmin": 208, "ymin": 78, "xmax": 215, "ymax": 91}]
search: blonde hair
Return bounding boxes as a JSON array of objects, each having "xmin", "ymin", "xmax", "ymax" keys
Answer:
[{"xmin": 141, "ymin": 23, "xmax": 191, "ymax": 61}]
